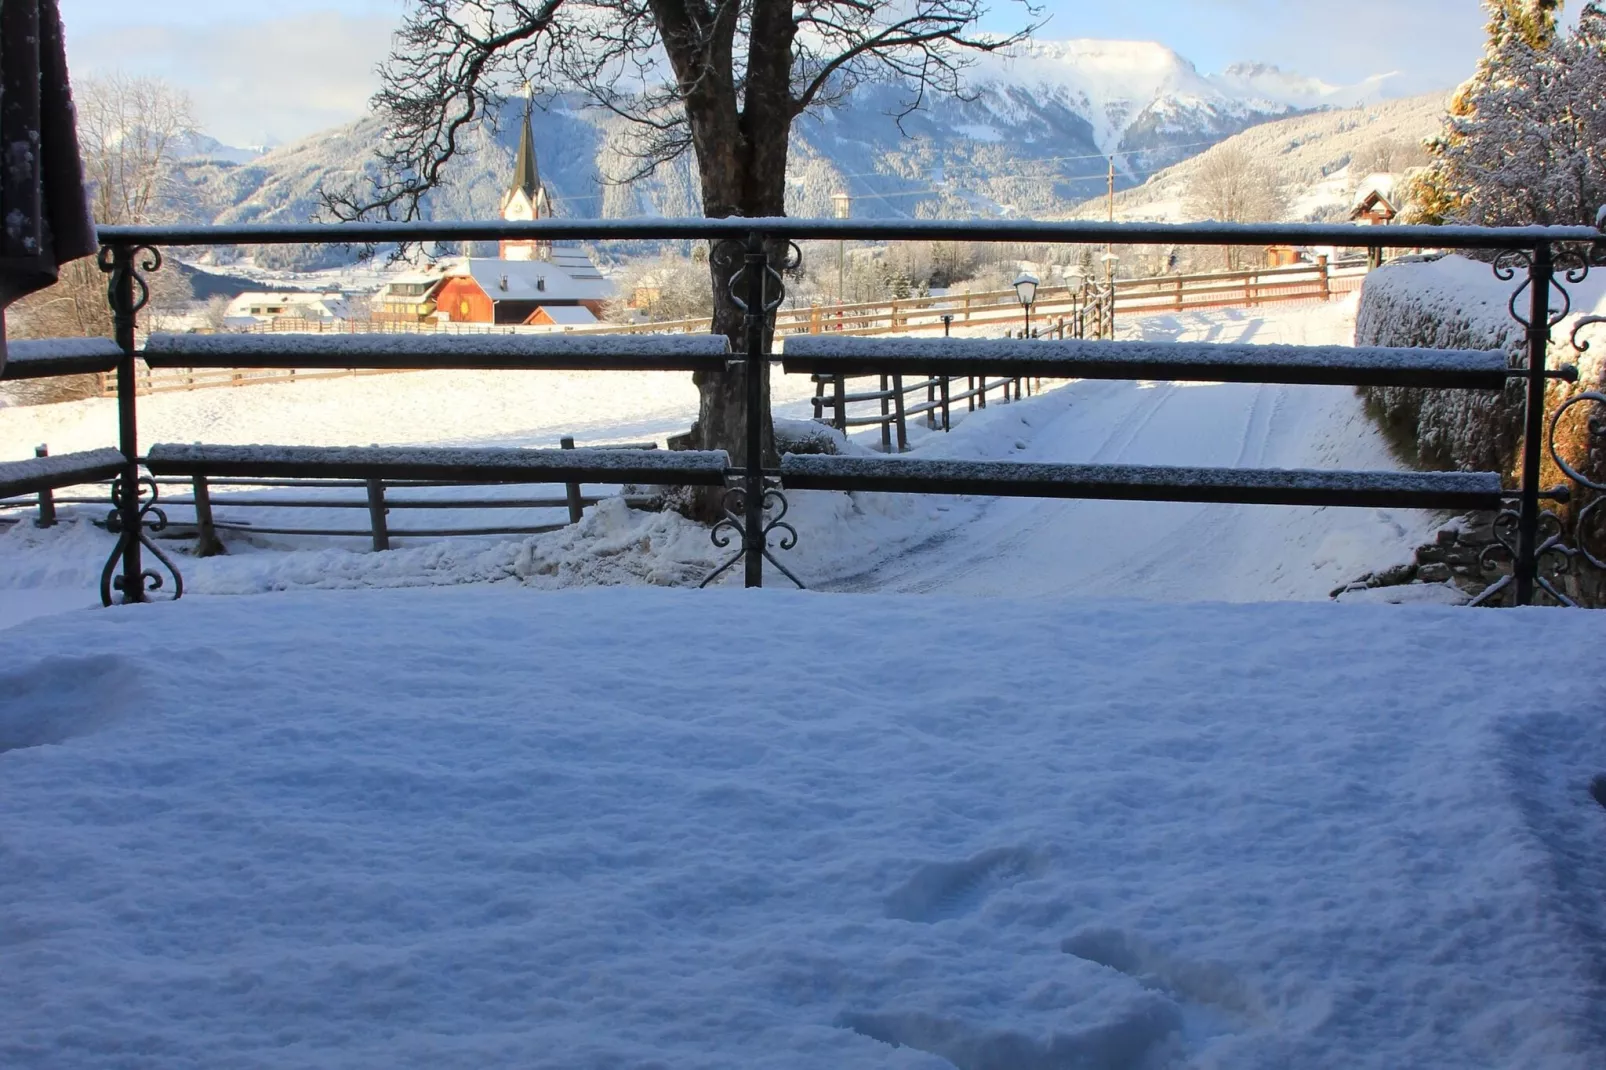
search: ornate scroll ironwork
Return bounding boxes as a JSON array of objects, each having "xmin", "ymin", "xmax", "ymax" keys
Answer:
[
  {"xmin": 712, "ymin": 237, "xmax": 803, "ymax": 315},
  {"xmin": 100, "ymin": 475, "xmax": 184, "ymax": 606},
  {"xmin": 96, "ymin": 242, "xmax": 176, "ymax": 606},
  {"xmin": 1467, "ymin": 506, "xmax": 1577, "ymax": 606},
  {"xmin": 98, "ymin": 243, "xmax": 163, "ymax": 318},
  {"xmin": 701, "ymin": 234, "xmax": 809, "ymax": 588},
  {"xmin": 1475, "ymin": 238, "xmax": 1606, "ymax": 606},
  {"xmin": 697, "ymin": 478, "xmax": 804, "ymax": 589}
]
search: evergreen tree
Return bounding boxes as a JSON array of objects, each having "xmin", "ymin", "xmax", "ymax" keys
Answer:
[{"xmin": 1407, "ymin": 0, "xmax": 1604, "ymax": 227}]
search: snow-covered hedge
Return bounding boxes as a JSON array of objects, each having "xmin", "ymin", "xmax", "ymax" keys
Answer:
[{"xmin": 1354, "ymin": 254, "xmax": 1605, "ymax": 475}]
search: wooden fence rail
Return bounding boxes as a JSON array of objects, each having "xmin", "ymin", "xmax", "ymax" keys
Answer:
[
  {"xmin": 95, "ymin": 259, "xmax": 1367, "ymax": 398},
  {"xmin": 0, "ymin": 438, "xmax": 659, "ymax": 553}
]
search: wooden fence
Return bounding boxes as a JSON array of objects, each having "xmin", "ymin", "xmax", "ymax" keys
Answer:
[
  {"xmin": 99, "ymin": 259, "xmax": 1367, "ymax": 397},
  {"xmin": 1, "ymin": 438, "xmax": 658, "ymax": 552}
]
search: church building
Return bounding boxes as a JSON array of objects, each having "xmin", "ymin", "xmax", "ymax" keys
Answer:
[{"xmin": 375, "ymin": 104, "xmax": 612, "ymax": 327}]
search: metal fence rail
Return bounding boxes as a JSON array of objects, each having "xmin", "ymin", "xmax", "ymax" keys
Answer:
[
  {"xmin": 4, "ymin": 213, "xmax": 1601, "ymax": 605},
  {"xmin": 82, "ymin": 258, "xmax": 1352, "ymax": 397}
]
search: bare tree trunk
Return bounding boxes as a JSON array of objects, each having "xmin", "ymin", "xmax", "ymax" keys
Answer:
[{"xmin": 679, "ymin": 6, "xmax": 794, "ymax": 518}]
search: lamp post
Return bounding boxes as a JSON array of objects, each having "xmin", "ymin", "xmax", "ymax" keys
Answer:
[
  {"xmin": 1012, "ymin": 271, "xmax": 1039, "ymax": 338},
  {"xmin": 832, "ymin": 192, "xmax": 852, "ymax": 312},
  {"xmin": 1062, "ymin": 266, "xmax": 1086, "ymax": 337},
  {"xmin": 1099, "ymin": 254, "xmax": 1120, "ymax": 338}
]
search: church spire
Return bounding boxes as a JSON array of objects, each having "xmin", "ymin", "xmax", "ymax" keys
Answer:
[
  {"xmin": 499, "ymin": 84, "xmax": 551, "ymax": 261},
  {"xmin": 507, "ymin": 88, "xmax": 541, "ymax": 205}
]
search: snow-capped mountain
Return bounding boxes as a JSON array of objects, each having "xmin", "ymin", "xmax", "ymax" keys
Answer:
[
  {"xmin": 167, "ymin": 38, "xmax": 1399, "ymax": 266},
  {"xmin": 969, "ymin": 41, "xmax": 1389, "ymax": 162}
]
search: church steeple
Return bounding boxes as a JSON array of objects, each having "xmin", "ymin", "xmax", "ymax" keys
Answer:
[
  {"xmin": 499, "ymin": 86, "xmax": 551, "ymax": 261},
  {"xmin": 507, "ymin": 102, "xmax": 541, "ymax": 205}
]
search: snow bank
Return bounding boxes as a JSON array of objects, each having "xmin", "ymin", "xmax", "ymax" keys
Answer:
[
  {"xmin": 1355, "ymin": 254, "xmax": 1606, "ymax": 473},
  {"xmin": 1, "ymin": 587, "xmax": 1602, "ymax": 1069}
]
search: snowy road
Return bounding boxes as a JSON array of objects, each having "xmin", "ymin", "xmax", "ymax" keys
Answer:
[{"xmin": 814, "ymin": 299, "xmax": 1436, "ymax": 601}]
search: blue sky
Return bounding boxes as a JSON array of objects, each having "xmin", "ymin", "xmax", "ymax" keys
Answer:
[{"xmin": 60, "ymin": 0, "xmax": 1509, "ymax": 147}]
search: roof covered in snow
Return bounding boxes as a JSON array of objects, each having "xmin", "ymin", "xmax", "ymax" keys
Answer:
[
  {"xmin": 449, "ymin": 257, "xmax": 613, "ymax": 304},
  {"xmin": 532, "ymin": 305, "xmax": 599, "ymax": 326},
  {"xmin": 1351, "ymin": 173, "xmax": 1401, "ymax": 218}
]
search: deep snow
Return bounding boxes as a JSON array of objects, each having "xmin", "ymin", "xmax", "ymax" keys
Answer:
[{"xmin": 1, "ymin": 587, "xmax": 1603, "ymax": 1069}]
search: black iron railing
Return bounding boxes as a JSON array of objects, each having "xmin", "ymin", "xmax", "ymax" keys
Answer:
[{"xmin": 4, "ymin": 215, "xmax": 1602, "ymax": 606}]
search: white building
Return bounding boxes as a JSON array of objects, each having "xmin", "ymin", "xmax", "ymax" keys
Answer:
[{"xmin": 225, "ymin": 291, "xmax": 351, "ymax": 327}]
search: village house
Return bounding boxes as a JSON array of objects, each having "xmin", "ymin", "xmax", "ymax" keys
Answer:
[
  {"xmin": 1349, "ymin": 173, "xmax": 1412, "ymax": 269},
  {"xmin": 224, "ymin": 291, "xmax": 352, "ymax": 329},
  {"xmin": 1349, "ymin": 174, "xmax": 1402, "ymax": 226},
  {"xmin": 372, "ymin": 104, "xmax": 611, "ymax": 328}
]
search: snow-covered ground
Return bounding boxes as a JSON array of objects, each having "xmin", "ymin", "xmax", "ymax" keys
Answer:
[
  {"xmin": 2, "ymin": 587, "xmax": 1603, "ymax": 1069},
  {"xmin": 2, "ymin": 296, "xmax": 1439, "ymax": 614}
]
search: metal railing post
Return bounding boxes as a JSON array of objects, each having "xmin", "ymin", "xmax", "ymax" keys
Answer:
[
  {"xmin": 1515, "ymin": 243, "xmax": 1553, "ymax": 605},
  {"xmin": 743, "ymin": 230, "xmax": 767, "ymax": 589},
  {"xmin": 109, "ymin": 244, "xmax": 145, "ymax": 602}
]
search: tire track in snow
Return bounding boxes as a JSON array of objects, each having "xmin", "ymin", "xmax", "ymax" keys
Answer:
[{"xmin": 859, "ymin": 383, "xmax": 1182, "ymax": 595}]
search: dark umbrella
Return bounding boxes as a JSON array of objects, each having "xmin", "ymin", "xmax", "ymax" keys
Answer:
[{"xmin": 0, "ymin": 0, "xmax": 97, "ymax": 375}]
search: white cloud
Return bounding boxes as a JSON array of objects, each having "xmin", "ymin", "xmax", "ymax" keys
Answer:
[{"xmin": 65, "ymin": 15, "xmax": 392, "ymax": 147}]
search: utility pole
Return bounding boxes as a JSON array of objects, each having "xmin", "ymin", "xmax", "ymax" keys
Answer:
[{"xmin": 1105, "ymin": 157, "xmax": 1116, "ymax": 290}]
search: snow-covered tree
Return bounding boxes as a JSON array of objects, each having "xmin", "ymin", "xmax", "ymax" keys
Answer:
[
  {"xmin": 1407, "ymin": 0, "xmax": 1602, "ymax": 227},
  {"xmin": 1183, "ymin": 143, "xmax": 1288, "ymax": 268},
  {"xmin": 7, "ymin": 75, "xmax": 196, "ymax": 350},
  {"xmin": 321, "ymin": 0, "xmax": 1038, "ymax": 504}
]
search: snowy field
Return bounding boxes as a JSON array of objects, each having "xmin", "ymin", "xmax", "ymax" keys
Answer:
[
  {"xmin": 2, "ymin": 587, "xmax": 1604, "ymax": 1069},
  {"xmin": 0, "ymin": 296, "xmax": 1441, "ymax": 617}
]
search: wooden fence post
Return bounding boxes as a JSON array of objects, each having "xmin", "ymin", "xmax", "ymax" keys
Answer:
[
  {"xmin": 1318, "ymin": 255, "xmax": 1331, "ymax": 301},
  {"xmin": 191, "ymin": 474, "xmax": 225, "ymax": 556},
  {"xmin": 833, "ymin": 375, "xmax": 847, "ymax": 431},
  {"xmin": 892, "ymin": 374, "xmax": 909, "ymax": 452},
  {"xmin": 879, "ymin": 374, "xmax": 893, "ymax": 452},
  {"xmin": 560, "ymin": 436, "xmax": 585, "ymax": 524},
  {"xmin": 962, "ymin": 292, "xmax": 972, "ymax": 322},
  {"xmin": 1174, "ymin": 275, "xmax": 1184, "ymax": 311},
  {"xmin": 366, "ymin": 479, "xmax": 390, "ymax": 552},
  {"xmin": 940, "ymin": 377, "xmax": 951, "ymax": 431},
  {"xmin": 34, "ymin": 445, "xmax": 55, "ymax": 527}
]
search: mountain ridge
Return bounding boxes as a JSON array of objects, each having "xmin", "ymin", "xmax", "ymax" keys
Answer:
[{"xmin": 162, "ymin": 38, "xmax": 1418, "ymax": 267}]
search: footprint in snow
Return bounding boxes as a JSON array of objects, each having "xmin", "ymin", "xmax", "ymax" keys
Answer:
[
  {"xmin": 884, "ymin": 846, "xmax": 1045, "ymax": 923},
  {"xmin": 1062, "ymin": 927, "xmax": 1266, "ymax": 1043}
]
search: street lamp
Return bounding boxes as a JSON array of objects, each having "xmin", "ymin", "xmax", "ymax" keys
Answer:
[
  {"xmin": 1012, "ymin": 271, "xmax": 1039, "ymax": 337},
  {"xmin": 832, "ymin": 192, "xmax": 852, "ymax": 310},
  {"xmin": 1100, "ymin": 252, "xmax": 1120, "ymax": 288},
  {"xmin": 1098, "ymin": 254, "xmax": 1120, "ymax": 339}
]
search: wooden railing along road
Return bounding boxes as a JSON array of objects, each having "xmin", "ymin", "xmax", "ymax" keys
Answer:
[{"xmin": 95, "ymin": 258, "xmax": 1365, "ymax": 397}]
